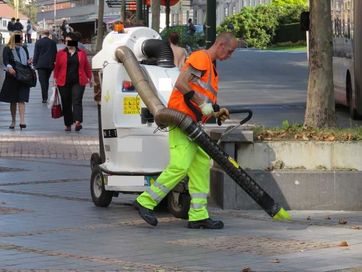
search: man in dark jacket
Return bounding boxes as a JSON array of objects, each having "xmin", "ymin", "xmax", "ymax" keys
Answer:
[
  {"xmin": 7, "ymin": 18, "xmax": 15, "ymax": 32},
  {"xmin": 13, "ymin": 19, "xmax": 24, "ymax": 32},
  {"xmin": 33, "ymin": 30, "xmax": 57, "ymax": 103}
]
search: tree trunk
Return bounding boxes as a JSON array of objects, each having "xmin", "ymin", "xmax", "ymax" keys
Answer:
[
  {"xmin": 96, "ymin": 0, "xmax": 105, "ymax": 53},
  {"xmin": 151, "ymin": 0, "xmax": 161, "ymax": 32},
  {"xmin": 304, "ymin": 0, "xmax": 335, "ymax": 128}
]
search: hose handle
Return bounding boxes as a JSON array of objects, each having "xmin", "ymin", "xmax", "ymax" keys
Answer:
[{"xmin": 212, "ymin": 104, "xmax": 222, "ymax": 126}]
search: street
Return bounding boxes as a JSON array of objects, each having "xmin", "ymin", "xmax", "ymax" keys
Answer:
[
  {"xmin": 219, "ymin": 49, "xmax": 362, "ymax": 128},
  {"xmin": 0, "ymin": 47, "xmax": 362, "ymax": 271}
]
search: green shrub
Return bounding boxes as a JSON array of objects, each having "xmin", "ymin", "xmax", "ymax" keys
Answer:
[
  {"xmin": 218, "ymin": 5, "xmax": 279, "ymax": 49},
  {"xmin": 218, "ymin": 1, "xmax": 308, "ymax": 48}
]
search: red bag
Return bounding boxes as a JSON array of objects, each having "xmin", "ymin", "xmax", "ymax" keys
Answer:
[{"xmin": 51, "ymin": 88, "xmax": 63, "ymax": 119}]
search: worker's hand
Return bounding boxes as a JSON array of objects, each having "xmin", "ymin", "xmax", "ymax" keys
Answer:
[
  {"xmin": 7, "ymin": 67, "xmax": 16, "ymax": 76},
  {"xmin": 213, "ymin": 108, "xmax": 230, "ymax": 123},
  {"xmin": 199, "ymin": 102, "xmax": 214, "ymax": 116}
]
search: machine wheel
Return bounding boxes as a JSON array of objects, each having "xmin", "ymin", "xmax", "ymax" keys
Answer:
[
  {"xmin": 167, "ymin": 190, "xmax": 190, "ymax": 219},
  {"xmin": 90, "ymin": 167, "xmax": 113, "ymax": 207},
  {"xmin": 90, "ymin": 153, "xmax": 102, "ymax": 171}
]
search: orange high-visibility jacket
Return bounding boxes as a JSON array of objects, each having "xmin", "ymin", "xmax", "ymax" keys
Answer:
[{"xmin": 168, "ymin": 50, "xmax": 219, "ymax": 122}]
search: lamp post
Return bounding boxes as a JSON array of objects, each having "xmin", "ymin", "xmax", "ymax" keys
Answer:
[
  {"xmin": 14, "ymin": 0, "xmax": 19, "ymax": 18},
  {"xmin": 53, "ymin": 0, "xmax": 57, "ymax": 25},
  {"xmin": 41, "ymin": 6, "xmax": 46, "ymax": 30}
]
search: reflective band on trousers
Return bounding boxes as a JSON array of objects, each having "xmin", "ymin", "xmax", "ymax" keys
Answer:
[
  {"xmin": 190, "ymin": 193, "xmax": 208, "ymax": 199},
  {"xmin": 146, "ymin": 181, "xmax": 170, "ymax": 203},
  {"xmin": 146, "ymin": 187, "xmax": 163, "ymax": 203},
  {"xmin": 191, "ymin": 203, "xmax": 206, "ymax": 209},
  {"xmin": 153, "ymin": 181, "xmax": 170, "ymax": 194}
]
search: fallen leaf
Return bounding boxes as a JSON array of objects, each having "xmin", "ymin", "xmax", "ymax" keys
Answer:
[
  {"xmin": 307, "ymin": 216, "xmax": 311, "ymax": 221},
  {"xmin": 325, "ymin": 216, "xmax": 331, "ymax": 220},
  {"xmin": 271, "ymin": 259, "xmax": 280, "ymax": 263},
  {"xmin": 338, "ymin": 241, "xmax": 349, "ymax": 247},
  {"xmin": 351, "ymin": 226, "xmax": 361, "ymax": 230},
  {"xmin": 241, "ymin": 267, "xmax": 252, "ymax": 272},
  {"xmin": 326, "ymin": 135, "xmax": 336, "ymax": 141},
  {"xmin": 338, "ymin": 219, "xmax": 348, "ymax": 225}
]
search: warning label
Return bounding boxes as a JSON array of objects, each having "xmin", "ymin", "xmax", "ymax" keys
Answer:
[{"xmin": 123, "ymin": 96, "xmax": 141, "ymax": 114}]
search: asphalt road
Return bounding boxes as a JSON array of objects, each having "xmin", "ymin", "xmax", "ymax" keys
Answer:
[{"xmin": 218, "ymin": 49, "xmax": 362, "ymax": 128}]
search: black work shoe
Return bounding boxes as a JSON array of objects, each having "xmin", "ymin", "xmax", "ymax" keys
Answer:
[
  {"xmin": 187, "ymin": 218, "xmax": 224, "ymax": 229},
  {"xmin": 133, "ymin": 200, "xmax": 158, "ymax": 226}
]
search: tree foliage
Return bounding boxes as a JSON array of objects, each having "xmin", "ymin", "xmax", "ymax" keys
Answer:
[
  {"xmin": 7, "ymin": 0, "xmax": 37, "ymax": 22},
  {"xmin": 218, "ymin": 1, "xmax": 307, "ymax": 48},
  {"xmin": 272, "ymin": 0, "xmax": 308, "ymax": 25},
  {"xmin": 218, "ymin": 5, "xmax": 279, "ymax": 48}
]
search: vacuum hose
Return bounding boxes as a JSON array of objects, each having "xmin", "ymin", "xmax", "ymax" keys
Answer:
[
  {"xmin": 115, "ymin": 46, "xmax": 290, "ymax": 220},
  {"xmin": 142, "ymin": 39, "xmax": 175, "ymax": 68}
]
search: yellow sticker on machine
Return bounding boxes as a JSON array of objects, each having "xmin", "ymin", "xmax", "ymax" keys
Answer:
[
  {"xmin": 228, "ymin": 156, "xmax": 240, "ymax": 168},
  {"xmin": 123, "ymin": 96, "xmax": 141, "ymax": 114}
]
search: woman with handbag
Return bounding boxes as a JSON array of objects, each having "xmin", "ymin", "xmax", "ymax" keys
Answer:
[
  {"xmin": 53, "ymin": 32, "xmax": 92, "ymax": 132},
  {"xmin": 0, "ymin": 31, "xmax": 32, "ymax": 130}
]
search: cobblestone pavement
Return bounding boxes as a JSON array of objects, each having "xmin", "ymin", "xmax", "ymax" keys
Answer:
[
  {"xmin": 1, "ymin": 157, "xmax": 362, "ymax": 271},
  {"xmin": 1, "ymin": 66, "xmax": 362, "ymax": 271}
]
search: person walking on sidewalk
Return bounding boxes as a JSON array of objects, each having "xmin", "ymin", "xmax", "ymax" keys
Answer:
[
  {"xmin": 26, "ymin": 20, "xmax": 33, "ymax": 43},
  {"xmin": 13, "ymin": 19, "xmax": 23, "ymax": 32},
  {"xmin": 168, "ymin": 32, "xmax": 187, "ymax": 69},
  {"xmin": 33, "ymin": 30, "xmax": 57, "ymax": 103},
  {"xmin": 7, "ymin": 17, "xmax": 15, "ymax": 33},
  {"xmin": 53, "ymin": 32, "xmax": 92, "ymax": 132},
  {"xmin": 0, "ymin": 31, "xmax": 32, "ymax": 130},
  {"xmin": 134, "ymin": 32, "xmax": 238, "ymax": 229}
]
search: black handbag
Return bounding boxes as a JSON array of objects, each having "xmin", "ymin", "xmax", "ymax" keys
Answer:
[{"xmin": 14, "ymin": 61, "xmax": 37, "ymax": 87}]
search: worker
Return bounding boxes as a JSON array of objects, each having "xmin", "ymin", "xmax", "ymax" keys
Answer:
[{"xmin": 134, "ymin": 32, "xmax": 238, "ymax": 229}]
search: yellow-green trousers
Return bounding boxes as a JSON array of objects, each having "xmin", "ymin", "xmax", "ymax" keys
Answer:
[{"xmin": 136, "ymin": 127, "xmax": 210, "ymax": 221}]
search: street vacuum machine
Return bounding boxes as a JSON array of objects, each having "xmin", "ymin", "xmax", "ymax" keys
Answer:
[{"xmin": 91, "ymin": 26, "xmax": 291, "ymax": 221}]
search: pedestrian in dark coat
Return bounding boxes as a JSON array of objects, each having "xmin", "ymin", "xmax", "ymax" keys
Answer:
[
  {"xmin": 33, "ymin": 30, "xmax": 57, "ymax": 103},
  {"xmin": 7, "ymin": 17, "xmax": 15, "ymax": 32},
  {"xmin": 0, "ymin": 31, "xmax": 32, "ymax": 130},
  {"xmin": 13, "ymin": 19, "xmax": 24, "ymax": 32}
]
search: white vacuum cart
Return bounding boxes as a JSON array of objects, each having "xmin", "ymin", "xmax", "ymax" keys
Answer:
[{"xmin": 91, "ymin": 27, "xmax": 190, "ymax": 218}]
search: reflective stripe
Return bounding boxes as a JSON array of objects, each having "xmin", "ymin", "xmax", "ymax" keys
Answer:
[
  {"xmin": 194, "ymin": 78, "xmax": 217, "ymax": 96},
  {"xmin": 190, "ymin": 203, "xmax": 206, "ymax": 209},
  {"xmin": 146, "ymin": 187, "xmax": 163, "ymax": 203},
  {"xmin": 190, "ymin": 52, "xmax": 217, "ymax": 97},
  {"xmin": 190, "ymin": 193, "xmax": 208, "ymax": 199},
  {"xmin": 153, "ymin": 181, "xmax": 170, "ymax": 195}
]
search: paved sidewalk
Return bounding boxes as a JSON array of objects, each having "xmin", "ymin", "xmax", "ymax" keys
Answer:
[
  {"xmin": 1, "ymin": 157, "xmax": 362, "ymax": 271},
  {"xmin": 0, "ymin": 76, "xmax": 99, "ymax": 160}
]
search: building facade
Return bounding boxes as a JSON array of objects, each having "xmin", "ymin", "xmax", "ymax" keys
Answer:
[
  {"xmin": 36, "ymin": 0, "xmax": 122, "ymax": 42},
  {"xmin": 36, "ymin": 0, "xmax": 194, "ymax": 39}
]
